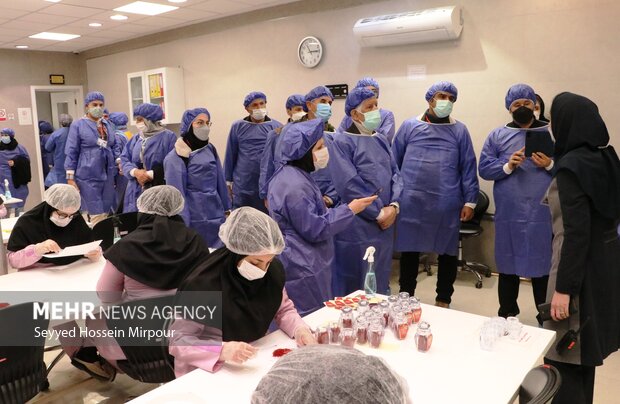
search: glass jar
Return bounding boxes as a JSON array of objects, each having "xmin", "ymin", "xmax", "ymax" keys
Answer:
[
  {"xmin": 415, "ymin": 321, "xmax": 433, "ymax": 353},
  {"xmin": 389, "ymin": 304, "xmax": 403, "ymax": 330},
  {"xmin": 316, "ymin": 326, "xmax": 329, "ymax": 344},
  {"xmin": 387, "ymin": 295, "xmax": 399, "ymax": 307},
  {"xmin": 355, "ymin": 317, "xmax": 369, "ymax": 345},
  {"xmin": 393, "ymin": 312, "xmax": 409, "ymax": 340},
  {"xmin": 340, "ymin": 328, "xmax": 356, "ymax": 348},
  {"xmin": 409, "ymin": 297, "xmax": 422, "ymax": 324},
  {"xmin": 357, "ymin": 299, "xmax": 369, "ymax": 315},
  {"xmin": 379, "ymin": 301, "xmax": 390, "ymax": 328},
  {"xmin": 401, "ymin": 301, "xmax": 413, "ymax": 325},
  {"xmin": 398, "ymin": 291, "xmax": 410, "ymax": 302},
  {"xmin": 368, "ymin": 322, "xmax": 384, "ymax": 348},
  {"xmin": 339, "ymin": 306, "xmax": 354, "ymax": 329},
  {"xmin": 329, "ymin": 321, "xmax": 341, "ymax": 344}
]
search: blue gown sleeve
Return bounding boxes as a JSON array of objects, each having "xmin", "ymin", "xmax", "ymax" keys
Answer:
[
  {"xmin": 479, "ymin": 131, "xmax": 510, "ymax": 181},
  {"xmin": 121, "ymin": 136, "xmax": 139, "ymax": 177},
  {"xmin": 381, "ymin": 110, "xmax": 396, "ymax": 142},
  {"xmin": 223, "ymin": 124, "xmax": 238, "ymax": 183},
  {"xmin": 329, "ymin": 138, "xmax": 383, "ymax": 221},
  {"xmin": 275, "ymin": 187, "xmax": 354, "ymax": 243},
  {"xmin": 337, "ymin": 116, "xmax": 351, "ymax": 133},
  {"xmin": 64, "ymin": 122, "xmax": 80, "ymax": 171},
  {"xmin": 163, "ymin": 152, "xmax": 191, "ymax": 225},
  {"xmin": 45, "ymin": 133, "xmax": 57, "ymax": 153},
  {"xmin": 389, "ymin": 154, "xmax": 403, "ymax": 204},
  {"xmin": 391, "ymin": 122, "xmax": 409, "ymax": 170},
  {"xmin": 259, "ymin": 130, "xmax": 276, "ymax": 200},
  {"xmin": 212, "ymin": 146, "xmax": 231, "ymax": 211},
  {"xmin": 459, "ymin": 127, "xmax": 480, "ymax": 204}
]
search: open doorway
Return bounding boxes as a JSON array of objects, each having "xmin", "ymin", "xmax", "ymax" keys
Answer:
[{"xmin": 29, "ymin": 85, "xmax": 83, "ymax": 204}]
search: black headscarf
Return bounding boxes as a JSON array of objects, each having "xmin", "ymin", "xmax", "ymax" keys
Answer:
[
  {"xmin": 551, "ymin": 92, "xmax": 620, "ymax": 220},
  {"xmin": 177, "ymin": 247, "xmax": 285, "ymax": 342},
  {"xmin": 7, "ymin": 202, "xmax": 94, "ymax": 266},
  {"xmin": 536, "ymin": 94, "xmax": 550, "ymax": 123},
  {"xmin": 289, "ymin": 146, "xmax": 316, "ymax": 173},
  {"xmin": 0, "ymin": 138, "xmax": 18, "ymax": 151},
  {"xmin": 104, "ymin": 213, "xmax": 210, "ymax": 290}
]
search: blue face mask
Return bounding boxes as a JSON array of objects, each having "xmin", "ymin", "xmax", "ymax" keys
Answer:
[
  {"xmin": 0, "ymin": 136, "xmax": 11, "ymax": 144},
  {"xmin": 362, "ymin": 109, "xmax": 381, "ymax": 132},
  {"xmin": 433, "ymin": 100, "xmax": 453, "ymax": 118},
  {"xmin": 315, "ymin": 103, "xmax": 332, "ymax": 123}
]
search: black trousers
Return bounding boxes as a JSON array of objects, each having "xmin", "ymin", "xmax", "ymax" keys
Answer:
[
  {"xmin": 498, "ymin": 273, "xmax": 548, "ymax": 323},
  {"xmin": 544, "ymin": 358, "xmax": 595, "ymax": 404},
  {"xmin": 399, "ymin": 251, "xmax": 457, "ymax": 304}
]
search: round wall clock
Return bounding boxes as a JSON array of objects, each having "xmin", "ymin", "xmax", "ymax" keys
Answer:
[{"xmin": 297, "ymin": 36, "xmax": 323, "ymax": 68}]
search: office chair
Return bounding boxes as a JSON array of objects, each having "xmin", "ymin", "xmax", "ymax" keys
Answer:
[
  {"xmin": 519, "ymin": 364, "xmax": 562, "ymax": 404},
  {"xmin": 458, "ymin": 190, "xmax": 492, "ymax": 288},
  {"xmin": 92, "ymin": 212, "xmax": 138, "ymax": 251},
  {"xmin": 0, "ymin": 302, "xmax": 50, "ymax": 404},
  {"xmin": 105, "ymin": 295, "xmax": 176, "ymax": 383}
]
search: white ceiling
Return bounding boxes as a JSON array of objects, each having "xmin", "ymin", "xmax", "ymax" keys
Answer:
[{"xmin": 0, "ymin": 0, "xmax": 297, "ymax": 52}]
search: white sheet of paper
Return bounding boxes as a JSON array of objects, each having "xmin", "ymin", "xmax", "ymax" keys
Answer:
[
  {"xmin": 42, "ymin": 240, "xmax": 102, "ymax": 258},
  {"xmin": 17, "ymin": 108, "xmax": 32, "ymax": 125}
]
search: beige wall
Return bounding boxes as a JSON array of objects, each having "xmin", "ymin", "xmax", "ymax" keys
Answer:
[
  {"xmin": 85, "ymin": 0, "xmax": 620, "ymax": 214},
  {"xmin": 0, "ymin": 50, "xmax": 87, "ymax": 209}
]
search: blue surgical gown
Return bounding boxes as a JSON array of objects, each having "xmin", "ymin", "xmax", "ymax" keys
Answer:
[
  {"xmin": 268, "ymin": 165, "xmax": 355, "ymax": 315},
  {"xmin": 164, "ymin": 141, "xmax": 231, "ymax": 249},
  {"xmin": 224, "ymin": 118, "xmax": 281, "ymax": 213},
  {"xmin": 64, "ymin": 118, "xmax": 118, "ymax": 215},
  {"xmin": 44, "ymin": 127, "xmax": 69, "ymax": 187},
  {"xmin": 113, "ymin": 130, "xmax": 129, "ymax": 212},
  {"xmin": 329, "ymin": 131, "xmax": 403, "ymax": 296},
  {"xmin": 258, "ymin": 126, "xmax": 283, "ymax": 200},
  {"xmin": 479, "ymin": 125, "xmax": 553, "ymax": 278},
  {"xmin": 40, "ymin": 134, "xmax": 52, "ymax": 179},
  {"xmin": 338, "ymin": 109, "xmax": 396, "ymax": 143},
  {"xmin": 121, "ymin": 129, "xmax": 176, "ymax": 212},
  {"xmin": 0, "ymin": 145, "xmax": 29, "ymax": 207},
  {"xmin": 392, "ymin": 117, "xmax": 479, "ymax": 256},
  {"xmin": 310, "ymin": 132, "xmax": 340, "ymax": 206}
]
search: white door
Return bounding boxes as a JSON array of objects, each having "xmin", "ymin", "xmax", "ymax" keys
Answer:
[{"xmin": 50, "ymin": 91, "xmax": 80, "ymax": 129}]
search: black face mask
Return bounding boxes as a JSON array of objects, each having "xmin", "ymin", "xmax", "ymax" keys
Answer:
[{"xmin": 512, "ymin": 106, "xmax": 535, "ymax": 125}]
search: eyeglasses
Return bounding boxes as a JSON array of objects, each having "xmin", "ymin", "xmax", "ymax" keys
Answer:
[{"xmin": 55, "ymin": 211, "xmax": 80, "ymax": 219}]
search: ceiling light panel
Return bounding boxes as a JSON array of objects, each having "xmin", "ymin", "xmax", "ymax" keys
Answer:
[
  {"xmin": 29, "ymin": 32, "xmax": 81, "ymax": 41},
  {"xmin": 114, "ymin": 1, "xmax": 179, "ymax": 16}
]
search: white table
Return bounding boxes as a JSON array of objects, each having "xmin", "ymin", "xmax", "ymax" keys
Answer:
[
  {"xmin": 131, "ymin": 292, "xmax": 556, "ymax": 404},
  {"xmin": 0, "ymin": 259, "xmax": 105, "ymax": 291}
]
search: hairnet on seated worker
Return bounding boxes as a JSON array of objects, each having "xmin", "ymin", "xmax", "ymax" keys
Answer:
[
  {"xmin": 356, "ymin": 77, "xmax": 380, "ymax": 95},
  {"xmin": 1, "ymin": 128, "xmax": 15, "ymax": 138},
  {"xmin": 136, "ymin": 185, "xmax": 185, "ymax": 217},
  {"xmin": 108, "ymin": 112, "xmax": 128, "ymax": 128},
  {"xmin": 345, "ymin": 87, "xmax": 376, "ymax": 117},
  {"xmin": 243, "ymin": 91, "xmax": 267, "ymax": 108},
  {"xmin": 44, "ymin": 184, "xmax": 81, "ymax": 212},
  {"xmin": 252, "ymin": 345, "xmax": 409, "ymax": 404},
  {"xmin": 38, "ymin": 121, "xmax": 54, "ymax": 134},
  {"xmin": 505, "ymin": 83, "xmax": 536, "ymax": 110},
  {"xmin": 133, "ymin": 103, "xmax": 164, "ymax": 122},
  {"xmin": 180, "ymin": 107, "xmax": 210, "ymax": 135},
  {"xmin": 285, "ymin": 94, "xmax": 306, "ymax": 110},
  {"xmin": 279, "ymin": 119, "xmax": 324, "ymax": 162},
  {"xmin": 84, "ymin": 91, "xmax": 105, "ymax": 106},
  {"xmin": 425, "ymin": 81, "xmax": 458, "ymax": 102},
  {"xmin": 59, "ymin": 114, "xmax": 73, "ymax": 127},
  {"xmin": 218, "ymin": 207, "xmax": 285, "ymax": 256}
]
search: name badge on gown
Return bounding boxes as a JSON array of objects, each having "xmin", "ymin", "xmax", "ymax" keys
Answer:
[{"xmin": 96, "ymin": 138, "xmax": 108, "ymax": 148}]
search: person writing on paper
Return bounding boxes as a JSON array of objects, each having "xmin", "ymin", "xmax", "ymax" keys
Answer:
[
  {"xmin": 543, "ymin": 93, "xmax": 620, "ymax": 404},
  {"xmin": 169, "ymin": 207, "xmax": 316, "ymax": 377},
  {"xmin": 7, "ymin": 184, "xmax": 100, "ymax": 270}
]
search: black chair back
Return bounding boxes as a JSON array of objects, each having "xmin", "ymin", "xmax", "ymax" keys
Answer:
[
  {"xmin": 105, "ymin": 295, "xmax": 175, "ymax": 383},
  {"xmin": 519, "ymin": 364, "xmax": 562, "ymax": 404},
  {"xmin": 469, "ymin": 190, "xmax": 490, "ymax": 226},
  {"xmin": 92, "ymin": 212, "xmax": 138, "ymax": 251},
  {"xmin": 0, "ymin": 303, "xmax": 50, "ymax": 404}
]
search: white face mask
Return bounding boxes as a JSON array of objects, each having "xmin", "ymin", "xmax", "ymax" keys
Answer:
[
  {"xmin": 238, "ymin": 259, "xmax": 267, "ymax": 281},
  {"xmin": 251, "ymin": 108, "xmax": 268, "ymax": 121},
  {"xmin": 50, "ymin": 214, "xmax": 73, "ymax": 228},
  {"xmin": 313, "ymin": 147, "xmax": 330, "ymax": 170},
  {"xmin": 136, "ymin": 122, "xmax": 147, "ymax": 132},
  {"xmin": 291, "ymin": 111, "xmax": 306, "ymax": 122},
  {"xmin": 193, "ymin": 125, "xmax": 210, "ymax": 141}
]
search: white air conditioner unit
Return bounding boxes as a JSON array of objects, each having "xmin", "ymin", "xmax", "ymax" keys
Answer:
[{"xmin": 353, "ymin": 5, "xmax": 464, "ymax": 47}]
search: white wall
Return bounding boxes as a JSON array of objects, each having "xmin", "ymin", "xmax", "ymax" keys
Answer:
[{"xmin": 85, "ymin": 0, "xmax": 620, "ymax": 212}]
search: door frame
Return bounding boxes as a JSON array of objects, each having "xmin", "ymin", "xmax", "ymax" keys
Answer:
[{"xmin": 29, "ymin": 85, "xmax": 84, "ymax": 204}]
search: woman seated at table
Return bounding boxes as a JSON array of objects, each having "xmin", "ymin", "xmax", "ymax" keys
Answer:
[
  {"xmin": 61, "ymin": 185, "xmax": 211, "ymax": 381},
  {"xmin": 169, "ymin": 207, "xmax": 317, "ymax": 377},
  {"xmin": 7, "ymin": 184, "xmax": 100, "ymax": 269}
]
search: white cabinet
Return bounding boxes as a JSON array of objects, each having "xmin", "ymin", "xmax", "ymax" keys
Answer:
[{"xmin": 127, "ymin": 67, "xmax": 185, "ymax": 125}]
